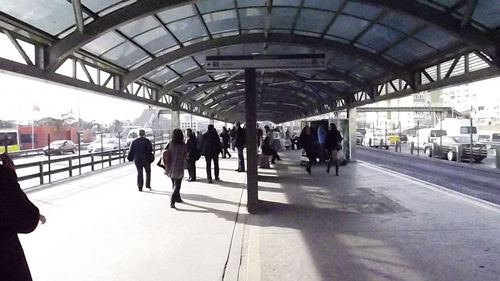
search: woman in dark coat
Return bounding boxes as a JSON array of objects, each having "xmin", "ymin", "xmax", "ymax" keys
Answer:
[
  {"xmin": 299, "ymin": 126, "xmax": 315, "ymax": 174},
  {"xmin": 1, "ymin": 153, "xmax": 44, "ymax": 281},
  {"xmin": 185, "ymin": 128, "xmax": 199, "ymax": 182},
  {"xmin": 325, "ymin": 123, "xmax": 343, "ymax": 176},
  {"xmin": 219, "ymin": 127, "xmax": 231, "ymax": 158}
]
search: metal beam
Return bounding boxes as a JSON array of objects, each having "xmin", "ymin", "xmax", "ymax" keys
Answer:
[
  {"xmin": 460, "ymin": 0, "xmax": 478, "ymax": 28},
  {"xmin": 356, "ymin": 107, "xmax": 453, "ymax": 113},
  {"xmin": 71, "ymin": 0, "xmax": 85, "ymax": 33}
]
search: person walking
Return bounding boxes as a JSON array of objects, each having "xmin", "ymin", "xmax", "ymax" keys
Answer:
[
  {"xmin": 185, "ymin": 128, "xmax": 199, "ymax": 182},
  {"xmin": 1, "ymin": 153, "xmax": 46, "ymax": 281},
  {"xmin": 261, "ymin": 135, "xmax": 278, "ymax": 164},
  {"xmin": 234, "ymin": 121, "xmax": 246, "ymax": 172},
  {"xmin": 257, "ymin": 124, "xmax": 263, "ymax": 151},
  {"xmin": 127, "ymin": 129, "xmax": 154, "ymax": 191},
  {"xmin": 163, "ymin": 129, "xmax": 187, "ymax": 208},
  {"xmin": 326, "ymin": 123, "xmax": 343, "ymax": 176},
  {"xmin": 229, "ymin": 126, "xmax": 236, "ymax": 151},
  {"xmin": 299, "ymin": 126, "xmax": 315, "ymax": 174},
  {"xmin": 317, "ymin": 124, "xmax": 327, "ymax": 162},
  {"xmin": 202, "ymin": 124, "xmax": 222, "ymax": 183},
  {"xmin": 220, "ymin": 127, "xmax": 231, "ymax": 158}
]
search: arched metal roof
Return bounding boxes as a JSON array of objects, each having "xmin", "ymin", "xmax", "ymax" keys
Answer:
[{"xmin": 0, "ymin": 0, "xmax": 499, "ymax": 122}]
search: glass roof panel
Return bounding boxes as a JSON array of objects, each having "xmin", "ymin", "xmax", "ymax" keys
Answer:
[
  {"xmin": 304, "ymin": 0, "xmax": 343, "ymax": 11},
  {"xmin": 196, "ymin": 0, "xmax": 234, "ymax": 14},
  {"xmin": 82, "ymin": 0, "xmax": 125, "ymax": 13},
  {"xmin": 147, "ymin": 67, "xmax": 178, "ymax": 85},
  {"xmin": 203, "ymin": 10, "xmax": 239, "ymax": 34},
  {"xmin": 167, "ymin": 16, "xmax": 208, "ymax": 42},
  {"xmin": 424, "ymin": 0, "xmax": 462, "ymax": 8},
  {"xmin": 380, "ymin": 12, "xmax": 421, "ymax": 34},
  {"xmin": 134, "ymin": 27, "xmax": 178, "ymax": 55},
  {"xmin": 240, "ymin": 8, "xmax": 266, "ymax": 29},
  {"xmin": 343, "ymin": 2, "xmax": 382, "ymax": 20},
  {"xmin": 97, "ymin": 0, "xmax": 137, "ymax": 16},
  {"xmin": 170, "ymin": 57, "xmax": 198, "ymax": 74},
  {"xmin": 158, "ymin": 4, "xmax": 196, "ymax": 24},
  {"xmin": 0, "ymin": 0, "xmax": 78, "ymax": 35},
  {"xmin": 327, "ymin": 15, "xmax": 370, "ymax": 40},
  {"xmin": 358, "ymin": 24, "xmax": 406, "ymax": 52},
  {"xmin": 471, "ymin": 0, "xmax": 500, "ymax": 29},
  {"xmin": 193, "ymin": 49, "xmax": 218, "ymax": 65},
  {"xmin": 273, "ymin": 0, "xmax": 301, "ymax": 6},
  {"xmin": 271, "ymin": 7, "xmax": 298, "ymax": 30},
  {"xmin": 119, "ymin": 16, "xmax": 159, "ymax": 38},
  {"xmin": 82, "ymin": 31, "xmax": 126, "ymax": 56},
  {"xmin": 413, "ymin": 26, "xmax": 458, "ymax": 50},
  {"xmin": 237, "ymin": 0, "xmax": 266, "ymax": 8},
  {"xmin": 385, "ymin": 38, "xmax": 435, "ymax": 64},
  {"xmin": 101, "ymin": 41, "xmax": 149, "ymax": 68},
  {"xmin": 295, "ymin": 8, "xmax": 333, "ymax": 33}
]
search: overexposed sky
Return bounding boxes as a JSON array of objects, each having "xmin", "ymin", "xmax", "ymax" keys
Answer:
[{"xmin": 0, "ymin": 70, "xmax": 149, "ymax": 124}]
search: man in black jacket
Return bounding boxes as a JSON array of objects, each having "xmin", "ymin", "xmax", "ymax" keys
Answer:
[
  {"xmin": 234, "ymin": 121, "xmax": 246, "ymax": 172},
  {"xmin": 201, "ymin": 125, "xmax": 222, "ymax": 183},
  {"xmin": 1, "ymin": 153, "xmax": 44, "ymax": 281},
  {"xmin": 127, "ymin": 129, "xmax": 154, "ymax": 191},
  {"xmin": 186, "ymin": 129, "xmax": 199, "ymax": 182}
]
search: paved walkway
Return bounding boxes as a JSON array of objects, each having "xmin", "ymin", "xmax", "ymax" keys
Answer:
[{"xmin": 20, "ymin": 150, "xmax": 500, "ymax": 281}]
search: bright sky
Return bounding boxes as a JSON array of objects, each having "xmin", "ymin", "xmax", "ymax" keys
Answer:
[{"xmin": 0, "ymin": 70, "xmax": 149, "ymax": 124}]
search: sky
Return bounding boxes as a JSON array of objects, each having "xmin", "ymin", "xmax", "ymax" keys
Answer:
[{"xmin": 0, "ymin": 70, "xmax": 150, "ymax": 124}]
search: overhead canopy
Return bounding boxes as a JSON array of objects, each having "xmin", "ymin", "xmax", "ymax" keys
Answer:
[{"xmin": 0, "ymin": 0, "xmax": 499, "ymax": 123}]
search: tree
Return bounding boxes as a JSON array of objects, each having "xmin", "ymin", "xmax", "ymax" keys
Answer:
[{"xmin": 110, "ymin": 119, "xmax": 123, "ymax": 136}]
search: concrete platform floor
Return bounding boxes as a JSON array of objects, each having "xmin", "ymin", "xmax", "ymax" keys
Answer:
[{"xmin": 19, "ymin": 150, "xmax": 500, "ymax": 281}]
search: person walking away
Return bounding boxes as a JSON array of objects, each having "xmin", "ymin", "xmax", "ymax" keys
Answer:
[
  {"xmin": 257, "ymin": 124, "xmax": 263, "ymax": 151},
  {"xmin": 163, "ymin": 129, "xmax": 187, "ymax": 208},
  {"xmin": 326, "ymin": 123, "xmax": 343, "ymax": 176},
  {"xmin": 186, "ymin": 129, "xmax": 199, "ymax": 182},
  {"xmin": 220, "ymin": 127, "xmax": 231, "ymax": 158},
  {"xmin": 261, "ymin": 136, "xmax": 278, "ymax": 164},
  {"xmin": 317, "ymin": 124, "xmax": 327, "ymax": 162},
  {"xmin": 229, "ymin": 126, "xmax": 236, "ymax": 151},
  {"xmin": 234, "ymin": 121, "xmax": 246, "ymax": 172},
  {"xmin": 202, "ymin": 124, "xmax": 222, "ymax": 183},
  {"xmin": 299, "ymin": 126, "xmax": 315, "ymax": 174},
  {"xmin": 127, "ymin": 129, "xmax": 154, "ymax": 191},
  {"xmin": 1, "ymin": 153, "xmax": 46, "ymax": 281}
]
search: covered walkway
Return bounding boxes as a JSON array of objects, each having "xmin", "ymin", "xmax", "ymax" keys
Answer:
[{"xmin": 20, "ymin": 151, "xmax": 500, "ymax": 281}]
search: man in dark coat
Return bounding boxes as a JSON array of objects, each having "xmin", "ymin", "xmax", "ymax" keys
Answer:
[
  {"xmin": 1, "ymin": 153, "xmax": 43, "ymax": 281},
  {"xmin": 127, "ymin": 129, "xmax": 154, "ymax": 191},
  {"xmin": 201, "ymin": 124, "xmax": 222, "ymax": 183},
  {"xmin": 234, "ymin": 122, "xmax": 246, "ymax": 172},
  {"xmin": 186, "ymin": 129, "xmax": 199, "ymax": 182}
]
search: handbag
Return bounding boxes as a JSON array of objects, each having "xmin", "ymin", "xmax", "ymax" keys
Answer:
[{"xmin": 157, "ymin": 157, "xmax": 165, "ymax": 169}]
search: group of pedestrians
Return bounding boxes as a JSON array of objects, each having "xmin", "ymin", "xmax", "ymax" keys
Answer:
[{"xmin": 300, "ymin": 123, "xmax": 343, "ymax": 176}]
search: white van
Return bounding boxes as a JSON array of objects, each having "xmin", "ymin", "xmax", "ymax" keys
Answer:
[
  {"xmin": 436, "ymin": 118, "xmax": 478, "ymax": 141},
  {"xmin": 413, "ymin": 128, "xmax": 447, "ymax": 148},
  {"xmin": 126, "ymin": 128, "xmax": 154, "ymax": 146}
]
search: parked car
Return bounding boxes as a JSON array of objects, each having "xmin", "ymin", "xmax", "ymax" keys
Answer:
[
  {"xmin": 423, "ymin": 136, "xmax": 487, "ymax": 162},
  {"xmin": 43, "ymin": 140, "xmax": 76, "ymax": 155},
  {"xmin": 88, "ymin": 138, "xmax": 126, "ymax": 153}
]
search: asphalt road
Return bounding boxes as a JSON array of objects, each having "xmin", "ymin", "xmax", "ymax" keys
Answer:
[{"xmin": 357, "ymin": 147, "xmax": 500, "ymax": 205}]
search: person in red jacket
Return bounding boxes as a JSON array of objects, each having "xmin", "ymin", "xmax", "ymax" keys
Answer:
[{"xmin": 0, "ymin": 153, "xmax": 46, "ymax": 281}]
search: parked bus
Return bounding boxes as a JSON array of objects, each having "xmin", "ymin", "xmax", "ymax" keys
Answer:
[{"xmin": 0, "ymin": 129, "xmax": 20, "ymax": 153}]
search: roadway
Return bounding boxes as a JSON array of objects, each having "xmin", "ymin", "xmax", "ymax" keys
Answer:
[{"xmin": 357, "ymin": 146, "xmax": 500, "ymax": 205}]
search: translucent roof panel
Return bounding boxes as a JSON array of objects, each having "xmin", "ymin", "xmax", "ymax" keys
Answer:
[
  {"xmin": 413, "ymin": 26, "xmax": 458, "ymax": 50},
  {"xmin": 157, "ymin": 4, "xmax": 197, "ymax": 24},
  {"xmin": 471, "ymin": 0, "xmax": 500, "ymax": 29},
  {"xmin": 327, "ymin": 15, "xmax": 370, "ymax": 41},
  {"xmin": 239, "ymin": 8, "xmax": 266, "ymax": 29},
  {"xmin": 196, "ymin": 0, "xmax": 234, "ymax": 14},
  {"xmin": 170, "ymin": 57, "xmax": 198, "ymax": 74},
  {"xmin": 295, "ymin": 9, "xmax": 333, "ymax": 33},
  {"xmin": 271, "ymin": 7, "xmax": 298, "ymax": 30},
  {"xmin": 134, "ymin": 27, "xmax": 178, "ymax": 55},
  {"xmin": 167, "ymin": 16, "xmax": 208, "ymax": 42},
  {"xmin": 118, "ymin": 16, "xmax": 159, "ymax": 38},
  {"xmin": 101, "ymin": 41, "xmax": 149, "ymax": 69},
  {"xmin": 273, "ymin": 0, "xmax": 302, "ymax": 7},
  {"xmin": 82, "ymin": 31, "xmax": 126, "ymax": 56},
  {"xmin": 343, "ymin": 2, "xmax": 382, "ymax": 20},
  {"xmin": 304, "ymin": 0, "xmax": 343, "ymax": 11},
  {"xmin": 358, "ymin": 24, "xmax": 406, "ymax": 52},
  {"xmin": 146, "ymin": 67, "xmax": 178, "ymax": 85},
  {"xmin": 82, "ymin": 0, "xmax": 127, "ymax": 13},
  {"xmin": 0, "ymin": 0, "xmax": 80, "ymax": 36},
  {"xmin": 202, "ymin": 10, "xmax": 239, "ymax": 34},
  {"xmin": 385, "ymin": 38, "xmax": 436, "ymax": 65},
  {"xmin": 237, "ymin": 0, "xmax": 266, "ymax": 8},
  {"xmin": 380, "ymin": 12, "xmax": 421, "ymax": 34}
]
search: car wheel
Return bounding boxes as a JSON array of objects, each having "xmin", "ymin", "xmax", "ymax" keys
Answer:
[
  {"xmin": 474, "ymin": 158, "xmax": 483, "ymax": 163},
  {"xmin": 72, "ymin": 148, "xmax": 76, "ymax": 153},
  {"xmin": 447, "ymin": 151, "xmax": 454, "ymax": 161},
  {"xmin": 424, "ymin": 147, "xmax": 432, "ymax": 157}
]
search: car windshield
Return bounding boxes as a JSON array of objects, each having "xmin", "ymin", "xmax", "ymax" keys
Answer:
[{"xmin": 50, "ymin": 140, "xmax": 66, "ymax": 146}]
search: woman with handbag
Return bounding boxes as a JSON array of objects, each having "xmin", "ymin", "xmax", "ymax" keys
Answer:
[
  {"xmin": 163, "ymin": 129, "xmax": 187, "ymax": 208},
  {"xmin": 326, "ymin": 123, "xmax": 343, "ymax": 176}
]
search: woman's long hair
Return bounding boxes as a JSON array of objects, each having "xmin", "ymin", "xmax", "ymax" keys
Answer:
[{"xmin": 171, "ymin": 129, "xmax": 184, "ymax": 145}]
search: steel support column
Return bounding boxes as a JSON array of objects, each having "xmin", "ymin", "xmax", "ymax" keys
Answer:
[
  {"xmin": 171, "ymin": 110, "xmax": 180, "ymax": 131},
  {"xmin": 348, "ymin": 107, "xmax": 357, "ymax": 161},
  {"xmin": 245, "ymin": 68, "xmax": 258, "ymax": 214}
]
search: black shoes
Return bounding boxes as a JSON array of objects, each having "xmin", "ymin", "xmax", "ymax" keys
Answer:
[
  {"xmin": 187, "ymin": 178, "xmax": 196, "ymax": 182},
  {"xmin": 215, "ymin": 177, "xmax": 221, "ymax": 181},
  {"xmin": 175, "ymin": 198, "xmax": 184, "ymax": 203},
  {"xmin": 170, "ymin": 203, "xmax": 175, "ymax": 208},
  {"xmin": 208, "ymin": 179, "xmax": 213, "ymax": 184}
]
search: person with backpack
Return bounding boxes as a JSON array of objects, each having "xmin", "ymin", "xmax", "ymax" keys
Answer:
[{"xmin": 185, "ymin": 128, "xmax": 199, "ymax": 182}]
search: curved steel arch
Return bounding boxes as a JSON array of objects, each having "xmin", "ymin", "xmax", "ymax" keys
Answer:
[
  {"xmin": 222, "ymin": 102, "xmax": 308, "ymax": 120},
  {"xmin": 178, "ymin": 70, "xmax": 351, "ymax": 103},
  {"xmin": 47, "ymin": 0, "xmax": 497, "ymax": 71}
]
